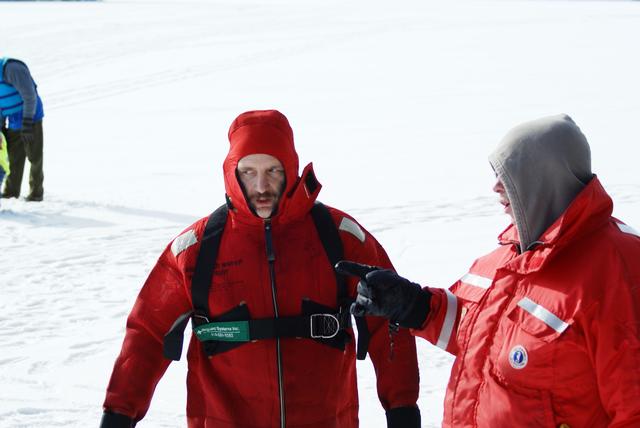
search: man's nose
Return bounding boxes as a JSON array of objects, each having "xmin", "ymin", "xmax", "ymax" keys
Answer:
[
  {"xmin": 493, "ymin": 178, "xmax": 504, "ymax": 193},
  {"xmin": 255, "ymin": 172, "xmax": 269, "ymax": 193}
]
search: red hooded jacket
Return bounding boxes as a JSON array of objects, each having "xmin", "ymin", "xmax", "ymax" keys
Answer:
[
  {"xmin": 102, "ymin": 110, "xmax": 420, "ymax": 427},
  {"xmin": 415, "ymin": 177, "xmax": 640, "ymax": 427}
]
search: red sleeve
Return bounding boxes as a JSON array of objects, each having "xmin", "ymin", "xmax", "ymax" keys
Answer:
[
  {"xmin": 102, "ymin": 245, "xmax": 192, "ymax": 421},
  {"xmin": 335, "ymin": 211, "xmax": 420, "ymax": 410},
  {"xmin": 582, "ymin": 271, "xmax": 640, "ymax": 427},
  {"xmin": 411, "ymin": 284, "xmax": 463, "ymax": 356}
]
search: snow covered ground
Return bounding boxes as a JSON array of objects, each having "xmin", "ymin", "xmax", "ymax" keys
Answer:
[{"xmin": 1, "ymin": 0, "xmax": 640, "ymax": 426}]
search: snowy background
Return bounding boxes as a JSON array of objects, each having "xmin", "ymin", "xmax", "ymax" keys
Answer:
[{"xmin": 2, "ymin": 0, "xmax": 640, "ymax": 426}]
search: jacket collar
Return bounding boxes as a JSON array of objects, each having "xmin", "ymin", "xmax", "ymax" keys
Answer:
[{"xmin": 497, "ymin": 176, "xmax": 612, "ymax": 274}]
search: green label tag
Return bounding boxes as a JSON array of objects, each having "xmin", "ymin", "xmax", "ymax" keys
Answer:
[{"xmin": 194, "ymin": 321, "xmax": 250, "ymax": 342}]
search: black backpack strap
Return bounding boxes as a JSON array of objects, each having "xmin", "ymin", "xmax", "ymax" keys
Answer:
[
  {"xmin": 163, "ymin": 204, "xmax": 228, "ymax": 361},
  {"xmin": 310, "ymin": 202, "xmax": 346, "ymax": 301},
  {"xmin": 192, "ymin": 204, "xmax": 229, "ymax": 318},
  {"xmin": 310, "ymin": 202, "xmax": 370, "ymax": 360},
  {"xmin": 353, "ymin": 317, "xmax": 370, "ymax": 360},
  {"xmin": 163, "ymin": 310, "xmax": 194, "ymax": 360}
]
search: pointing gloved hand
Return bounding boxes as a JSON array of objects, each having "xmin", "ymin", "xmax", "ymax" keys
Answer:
[
  {"xmin": 20, "ymin": 117, "xmax": 35, "ymax": 145},
  {"xmin": 335, "ymin": 261, "xmax": 431, "ymax": 329}
]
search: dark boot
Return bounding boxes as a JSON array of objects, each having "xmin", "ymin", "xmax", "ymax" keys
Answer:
[
  {"xmin": 25, "ymin": 121, "xmax": 44, "ymax": 201},
  {"xmin": 25, "ymin": 194, "xmax": 43, "ymax": 202}
]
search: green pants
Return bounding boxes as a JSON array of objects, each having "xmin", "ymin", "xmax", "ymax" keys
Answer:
[{"xmin": 2, "ymin": 121, "xmax": 44, "ymax": 199}]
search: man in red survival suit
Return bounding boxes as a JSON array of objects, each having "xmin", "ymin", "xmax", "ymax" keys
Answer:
[
  {"xmin": 100, "ymin": 110, "xmax": 421, "ymax": 428},
  {"xmin": 338, "ymin": 114, "xmax": 640, "ymax": 427}
]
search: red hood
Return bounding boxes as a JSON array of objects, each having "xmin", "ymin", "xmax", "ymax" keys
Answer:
[{"xmin": 223, "ymin": 110, "xmax": 321, "ymax": 225}]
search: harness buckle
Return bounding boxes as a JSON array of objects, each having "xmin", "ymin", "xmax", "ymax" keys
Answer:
[{"xmin": 310, "ymin": 313, "xmax": 340, "ymax": 339}]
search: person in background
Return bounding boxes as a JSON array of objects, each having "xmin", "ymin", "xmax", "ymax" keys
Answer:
[
  {"xmin": 0, "ymin": 57, "xmax": 44, "ymax": 202},
  {"xmin": 100, "ymin": 110, "xmax": 421, "ymax": 428},
  {"xmin": 338, "ymin": 114, "xmax": 640, "ymax": 427},
  {"xmin": 0, "ymin": 130, "xmax": 9, "ymax": 208}
]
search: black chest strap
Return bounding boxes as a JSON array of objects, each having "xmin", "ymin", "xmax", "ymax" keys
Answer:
[{"xmin": 163, "ymin": 202, "xmax": 369, "ymax": 361}]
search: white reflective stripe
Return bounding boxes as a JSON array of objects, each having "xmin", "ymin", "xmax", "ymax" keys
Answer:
[
  {"xmin": 617, "ymin": 222, "xmax": 640, "ymax": 238},
  {"xmin": 517, "ymin": 297, "xmax": 569, "ymax": 334},
  {"xmin": 436, "ymin": 289, "xmax": 458, "ymax": 350},
  {"xmin": 460, "ymin": 272, "xmax": 493, "ymax": 289},
  {"xmin": 171, "ymin": 229, "xmax": 198, "ymax": 256},
  {"xmin": 339, "ymin": 217, "xmax": 365, "ymax": 243}
]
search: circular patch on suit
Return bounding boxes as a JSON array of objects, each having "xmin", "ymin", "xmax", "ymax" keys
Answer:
[{"xmin": 509, "ymin": 345, "xmax": 528, "ymax": 369}]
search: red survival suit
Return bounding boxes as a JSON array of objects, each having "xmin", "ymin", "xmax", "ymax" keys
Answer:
[
  {"xmin": 416, "ymin": 177, "xmax": 640, "ymax": 427},
  {"xmin": 102, "ymin": 110, "xmax": 420, "ymax": 427}
]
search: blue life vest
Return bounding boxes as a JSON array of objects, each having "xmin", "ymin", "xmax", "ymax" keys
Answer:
[{"xmin": 0, "ymin": 57, "xmax": 44, "ymax": 129}]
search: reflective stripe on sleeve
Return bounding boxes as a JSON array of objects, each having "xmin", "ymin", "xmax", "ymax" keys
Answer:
[
  {"xmin": 517, "ymin": 297, "xmax": 569, "ymax": 334},
  {"xmin": 171, "ymin": 229, "xmax": 198, "ymax": 256},
  {"xmin": 339, "ymin": 217, "xmax": 365, "ymax": 243},
  {"xmin": 436, "ymin": 289, "xmax": 458, "ymax": 350},
  {"xmin": 617, "ymin": 222, "xmax": 640, "ymax": 238},
  {"xmin": 460, "ymin": 272, "xmax": 493, "ymax": 289}
]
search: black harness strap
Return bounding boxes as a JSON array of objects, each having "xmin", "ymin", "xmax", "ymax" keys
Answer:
[
  {"xmin": 310, "ymin": 202, "xmax": 370, "ymax": 360},
  {"xmin": 310, "ymin": 202, "xmax": 347, "ymax": 302},
  {"xmin": 163, "ymin": 201, "xmax": 370, "ymax": 361},
  {"xmin": 191, "ymin": 204, "xmax": 229, "ymax": 319},
  {"xmin": 163, "ymin": 310, "xmax": 193, "ymax": 361},
  {"xmin": 163, "ymin": 204, "xmax": 228, "ymax": 361},
  {"xmin": 194, "ymin": 310, "xmax": 352, "ymax": 342}
]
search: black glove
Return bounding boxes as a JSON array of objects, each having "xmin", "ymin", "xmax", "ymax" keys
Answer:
[
  {"xmin": 20, "ymin": 117, "xmax": 35, "ymax": 145},
  {"xmin": 100, "ymin": 410, "xmax": 136, "ymax": 427},
  {"xmin": 335, "ymin": 261, "xmax": 431, "ymax": 329},
  {"xmin": 386, "ymin": 406, "xmax": 421, "ymax": 428}
]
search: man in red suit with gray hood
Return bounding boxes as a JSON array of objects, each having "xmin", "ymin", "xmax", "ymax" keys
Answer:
[{"xmin": 338, "ymin": 114, "xmax": 640, "ymax": 427}]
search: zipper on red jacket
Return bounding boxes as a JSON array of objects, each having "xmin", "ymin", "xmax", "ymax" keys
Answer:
[{"xmin": 264, "ymin": 219, "xmax": 286, "ymax": 428}]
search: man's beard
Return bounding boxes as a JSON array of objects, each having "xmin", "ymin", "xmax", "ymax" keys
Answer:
[
  {"xmin": 248, "ymin": 190, "xmax": 281, "ymax": 218},
  {"xmin": 237, "ymin": 176, "xmax": 286, "ymax": 218}
]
